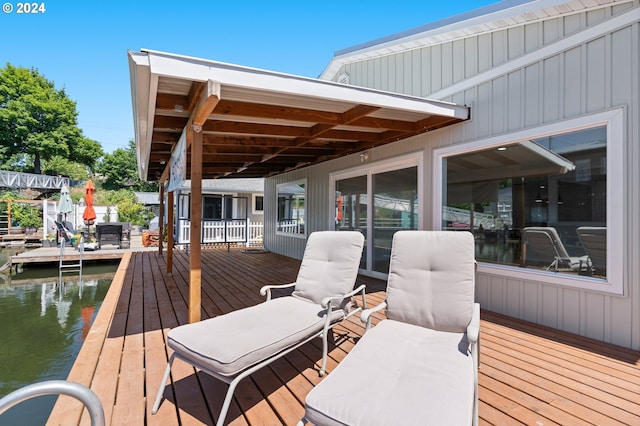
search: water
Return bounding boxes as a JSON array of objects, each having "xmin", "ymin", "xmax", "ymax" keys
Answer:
[{"xmin": 0, "ymin": 249, "xmax": 116, "ymax": 425}]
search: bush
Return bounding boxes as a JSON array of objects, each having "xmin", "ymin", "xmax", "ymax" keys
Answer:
[
  {"xmin": 117, "ymin": 197, "xmax": 154, "ymax": 227},
  {"xmin": 11, "ymin": 203, "xmax": 41, "ymax": 229}
]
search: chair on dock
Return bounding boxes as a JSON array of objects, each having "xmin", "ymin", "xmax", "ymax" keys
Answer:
[
  {"xmin": 55, "ymin": 221, "xmax": 74, "ymax": 243},
  {"xmin": 302, "ymin": 231, "xmax": 480, "ymax": 426},
  {"xmin": 96, "ymin": 224, "xmax": 122, "ymax": 249},
  {"xmin": 152, "ymin": 231, "xmax": 366, "ymax": 426}
]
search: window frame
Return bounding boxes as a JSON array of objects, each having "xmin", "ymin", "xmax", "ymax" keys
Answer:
[
  {"xmin": 330, "ymin": 152, "xmax": 423, "ymax": 279},
  {"xmin": 252, "ymin": 194, "xmax": 264, "ymax": 215},
  {"xmin": 433, "ymin": 109, "xmax": 624, "ymax": 295},
  {"xmin": 276, "ymin": 179, "xmax": 307, "ymax": 239}
]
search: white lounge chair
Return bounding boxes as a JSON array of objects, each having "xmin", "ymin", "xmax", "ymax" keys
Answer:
[
  {"xmin": 152, "ymin": 231, "xmax": 366, "ymax": 426},
  {"xmin": 302, "ymin": 230, "xmax": 480, "ymax": 426},
  {"xmin": 521, "ymin": 226, "xmax": 588, "ymax": 272}
]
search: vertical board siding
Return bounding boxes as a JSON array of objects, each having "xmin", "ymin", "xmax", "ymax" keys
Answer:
[
  {"xmin": 587, "ymin": 37, "xmax": 607, "ymax": 111},
  {"xmin": 564, "ymin": 46, "xmax": 582, "ymax": 117},
  {"xmin": 267, "ymin": 3, "xmax": 640, "ymax": 349}
]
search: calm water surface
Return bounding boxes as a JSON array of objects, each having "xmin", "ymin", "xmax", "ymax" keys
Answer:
[{"xmin": 0, "ymin": 248, "xmax": 116, "ymax": 425}]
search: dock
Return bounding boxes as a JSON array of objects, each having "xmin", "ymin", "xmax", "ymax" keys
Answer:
[
  {"xmin": 0, "ymin": 232, "xmax": 43, "ymax": 248},
  {"xmin": 8, "ymin": 233, "xmax": 158, "ymax": 268},
  {"xmin": 48, "ymin": 246, "xmax": 640, "ymax": 425}
]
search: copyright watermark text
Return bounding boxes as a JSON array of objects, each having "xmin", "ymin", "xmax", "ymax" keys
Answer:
[{"xmin": 2, "ymin": 3, "xmax": 47, "ymax": 14}]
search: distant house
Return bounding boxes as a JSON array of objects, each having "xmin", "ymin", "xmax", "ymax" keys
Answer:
[
  {"xmin": 130, "ymin": 0, "xmax": 640, "ymax": 349},
  {"xmin": 171, "ymin": 178, "xmax": 264, "ymax": 245},
  {"xmin": 134, "ymin": 192, "xmax": 160, "ymax": 217}
]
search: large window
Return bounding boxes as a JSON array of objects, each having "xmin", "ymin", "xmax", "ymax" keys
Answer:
[
  {"xmin": 277, "ymin": 180, "xmax": 306, "ymax": 237},
  {"xmin": 435, "ymin": 111, "xmax": 624, "ymax": 293}
]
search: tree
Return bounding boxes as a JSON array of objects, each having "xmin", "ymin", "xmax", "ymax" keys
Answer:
[
  {"xmin": 42, "ymin": 155, "xmax": 90, "ymax": 180},
  {"xmin": 0, "ymin": 63, "xmax": 104, "ymax": 174},
  {"xmin": 102, "ymin": 189, "xmax": 154, "ymax": 227},
  {"xmin": 99, "ymin": 140, "xmax": 156, "ymax": 191}
]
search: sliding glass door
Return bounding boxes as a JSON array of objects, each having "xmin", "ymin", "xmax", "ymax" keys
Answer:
[
  {"xmin": 372, "ymin": 166, "xmax": 418, "ymax": 274},
  {"xmin": 333, "ymin": 156, "xmax": 420, "ymax": 276}
]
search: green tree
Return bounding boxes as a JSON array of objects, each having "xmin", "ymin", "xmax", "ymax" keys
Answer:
[
  {"xmin": 42, "ymin": 155, "xmax": 90, "ymax": 180},
  {"xmin": 99, "ymin": 140, "xmax": 156, "ymax": 191},
  {"xmin": 101, "ymin": 189, "xmax": 153, "ymax": 227},
  {"xmin": 0, "ymin": 63, "xmax": 103, "ymax": 173}
]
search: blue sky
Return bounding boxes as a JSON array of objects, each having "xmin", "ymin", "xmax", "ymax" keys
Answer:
[{"xmin": 1, "ymin": 1, "xmax": 497, "ymax": 154}]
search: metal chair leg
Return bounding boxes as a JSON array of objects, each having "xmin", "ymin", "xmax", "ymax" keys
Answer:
[{"xmin": 152, "ymin": 353, "xmax": 175, "ymax": 414}]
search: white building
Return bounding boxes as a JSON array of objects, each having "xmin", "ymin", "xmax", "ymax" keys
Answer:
[{"xmin": 130, "ymin": 0, "xmax": 640, "ymax": 349}]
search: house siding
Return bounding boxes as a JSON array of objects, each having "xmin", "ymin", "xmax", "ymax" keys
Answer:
[{"xmin": 264, "ymin": 2, "xmax": 640, "ymax": 349}]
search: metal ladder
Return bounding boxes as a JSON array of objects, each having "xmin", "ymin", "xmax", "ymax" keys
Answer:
[
  {"xmin": 59, "ymin": 235, "xmax": 83, "ymax": 283},
  {"xmin": 0, "ymin": 380, "xmax": 104, "ymax": 426}
]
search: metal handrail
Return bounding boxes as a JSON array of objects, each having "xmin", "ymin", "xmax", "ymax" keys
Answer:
[{"xmin": 0, "ymin": 380, "xmax": 104, "ymax": 426}]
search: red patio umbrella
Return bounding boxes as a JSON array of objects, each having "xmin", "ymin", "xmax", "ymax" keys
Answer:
[{"xmin": 82, "ymin": 180, "xmax": 97, "ymax": 226}]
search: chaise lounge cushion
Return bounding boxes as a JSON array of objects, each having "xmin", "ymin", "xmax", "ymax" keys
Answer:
[
  {"xmin": 304, "ymin": 319, "xmax": 475, "ymax": 426},
  {"xmin": 292, "ymin": 231, "xmax": 364, "ymax": 308},
  {"xmin": 385, "ymin": 231, "xmax": 475, "ymax": 333},
  {"xmin": 168, "ymin": 296, "xmax": 344, "ymax": 377}
]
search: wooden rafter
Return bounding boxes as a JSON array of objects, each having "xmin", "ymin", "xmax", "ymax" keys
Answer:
[{"xmin": 145, "ymin": 75, "xmax": 468, "ymax": 180}]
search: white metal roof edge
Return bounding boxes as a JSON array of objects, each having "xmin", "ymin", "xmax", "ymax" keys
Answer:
[
  {"xmin": 141, "ymin": 49, "xmax": 469, "ymax": 120},
  {"xmin": 128, "ymin": 51, "xmax": 152, "ymax": 181},
  {"xmin": 319, "ymin": 0, "xmax": 631, "ymax": 81}
]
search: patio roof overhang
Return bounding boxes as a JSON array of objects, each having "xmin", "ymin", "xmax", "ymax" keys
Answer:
[{"xmin": 128, "ymin": 49, "xmax": 470, "ymax": 182}]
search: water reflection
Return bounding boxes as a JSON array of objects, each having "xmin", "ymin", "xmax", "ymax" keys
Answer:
[{"xmin": 0, "ymin": 269, "xmax": 113, "ymax": 424}]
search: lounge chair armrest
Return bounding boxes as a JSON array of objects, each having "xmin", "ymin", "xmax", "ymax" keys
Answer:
[
  {"xmin": 467, "ymin": 303, "xmax": 481, "ymax": 344},
  {"xmin": 260, "ymin": 282, "xmax": 296, "ymax": 301},
  {"xmin": 320, "ymin": 284, "xmax": 366, "ymax": 309},
  {"xmin": 360, "ymin": 301, "xmax": 387, "ymax": 332}
]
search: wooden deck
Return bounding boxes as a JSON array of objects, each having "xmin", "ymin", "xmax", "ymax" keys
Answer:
[{"xmin": 48, "ymin": 247, "xmax": 640, "ymax": 425}]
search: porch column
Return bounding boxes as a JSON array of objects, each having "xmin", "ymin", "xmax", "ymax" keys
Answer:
[
  {"xmin": 167, "ymin": 190, "xmax": 174, "ymax": 275},
  {"xmin": 158, "ymin": 183, "xmax": 165, "ymax": 254},
  {"xmin": 189, "ymin": 125, "xmax": 203, "ymax": 323}
]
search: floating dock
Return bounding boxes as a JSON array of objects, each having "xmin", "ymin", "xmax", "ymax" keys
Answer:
[{"xmin": 8, "ymin": 235, "xmax": 157, "ymax": 268}]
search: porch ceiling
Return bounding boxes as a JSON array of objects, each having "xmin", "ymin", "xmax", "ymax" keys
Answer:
[{"xmin": 129, "ymin": 50, "xmax": 470, "ymax": 182}]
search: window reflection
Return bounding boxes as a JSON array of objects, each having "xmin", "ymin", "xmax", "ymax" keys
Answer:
[
  {"xmin": 443, "ymin": 126, "xmax": 607, "ymax": 278},
  {"xmin": 277, "ymin": 181, "xmax": 305, "ymax": 235}
]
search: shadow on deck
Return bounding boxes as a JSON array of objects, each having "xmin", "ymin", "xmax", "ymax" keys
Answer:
[{"xmin": 48, "ymin": 247, "xmax": 640, "ymax": 425}]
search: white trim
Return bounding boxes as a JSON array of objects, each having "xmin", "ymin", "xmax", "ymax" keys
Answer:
[
  {"xmin": 252, "ymin": 194, "xmax": 264, "ymax": 215},
  {"xmin": 140, "ymin": 50, "xmax": 469, "ymax": 120},
  {"xmin": 320, "ymin": 0, "xmax": 634, "ymax": 82},
  {"xmin": 433, "ymin": 109, "xmax": 625, "ymax": 295},
  {"xmin": 330, "ymin": 152, "xmax": 423, "ymax": 279},
  {"xmin": 428, "ymin": 6, "xmax": 640, "ymax": 100}
]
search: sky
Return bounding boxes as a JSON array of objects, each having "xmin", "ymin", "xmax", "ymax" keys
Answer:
[{"xmin": 1, "ymin": 0, "xmax": 498, "ymax": 154}]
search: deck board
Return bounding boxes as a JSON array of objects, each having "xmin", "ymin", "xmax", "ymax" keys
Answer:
[{"xmin": 48, "ymin": 247, "xmax": 640, "ymax": 426}]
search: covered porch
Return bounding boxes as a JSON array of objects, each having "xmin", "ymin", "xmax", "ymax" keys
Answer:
[{"xmin": 49, "ymin": 246, "xmax": 640, "ymax": 425}]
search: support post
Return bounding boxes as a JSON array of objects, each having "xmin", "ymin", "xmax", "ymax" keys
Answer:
[
  {"xmin": 167, "ymin": 190, "xmax": 174, "ymax": 275},
  {"xmin": 189, "ymin": 125, "xmax": 203, "ymax": 323},
  {"xmin": 158, "ymin": 183, "xmax": 165, "ymax": 255}
]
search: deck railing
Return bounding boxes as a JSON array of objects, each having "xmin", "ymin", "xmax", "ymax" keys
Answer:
[{"xmin": 177, "ymin": 219, "xmax": 263, "ymax": 246}]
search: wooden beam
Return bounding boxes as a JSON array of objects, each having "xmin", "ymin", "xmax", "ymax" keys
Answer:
[
  {"xmin": 193, "ymin": 80, "xmax": 221, "ymax": 126},
  {"xmin": 189, "ymin": 125, "xmax": 203, "ymax": 323},
  {"xmin": 187, "ymin": 81, "xmax": 204, "ymax": 112},
  {"xmin": 212, "ymin": 99, "xmax": 344, "ymax": 124}
]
